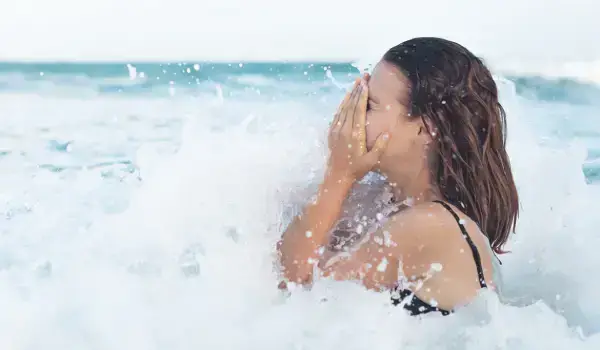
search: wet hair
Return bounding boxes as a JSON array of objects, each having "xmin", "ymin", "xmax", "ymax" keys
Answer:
[{"xmin": 383, "ymin": 37, "xmax": 519, "ymax": 254}]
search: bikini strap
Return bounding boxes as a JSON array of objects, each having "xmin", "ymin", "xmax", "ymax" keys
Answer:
[{"xmin": 432, "ymin": 200, "xmax": 487, "ymax": 288}]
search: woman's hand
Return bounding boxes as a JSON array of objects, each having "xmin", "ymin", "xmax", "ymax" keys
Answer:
[
  {"xmin": 276, "ymin": 76, "xmax": 390, "ymax": 287},
  {"xmin": 327, "ymin": 77, "xmax": 389, "ymax": 183}
]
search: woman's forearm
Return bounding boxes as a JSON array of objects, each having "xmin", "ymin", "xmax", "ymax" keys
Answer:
[{"xmin": 277, "ymin": 174, "xmax": 352, "ymax": 285}]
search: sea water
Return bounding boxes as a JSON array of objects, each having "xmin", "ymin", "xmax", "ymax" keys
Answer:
[{"xmin": 1, "ymin": 62, "xmax": 600, "ymax": 349}]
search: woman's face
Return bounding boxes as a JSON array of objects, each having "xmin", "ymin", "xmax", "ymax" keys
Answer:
[{"xmin": 366, "ymin": 60, "xmax": 426, "ymax": 172}]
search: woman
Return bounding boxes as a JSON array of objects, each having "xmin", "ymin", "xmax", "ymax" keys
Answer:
[{"xmin": 277, "ymin": 37, "xmax": 519, "ymax": 316}]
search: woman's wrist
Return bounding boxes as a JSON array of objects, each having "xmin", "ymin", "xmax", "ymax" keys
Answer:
[
  {"xmin": 321, "ymin": 169, "xmax": 354, "ymax": 198},
  {"xmin": 298, "ymin": 173, "xmax": 352, "ymax": 244}
]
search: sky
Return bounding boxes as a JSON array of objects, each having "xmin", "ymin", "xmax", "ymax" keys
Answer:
[{"xmin": 1, "ymin": 0, "xmax": 599, "ymax": 79}]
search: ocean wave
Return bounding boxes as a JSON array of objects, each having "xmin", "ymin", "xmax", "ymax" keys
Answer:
[
  {"xmin": 2, "ymin": 62, "xmax": 600, "ymax": 105},
  {"xmin": 507, "ymin": 75, "xmax": 600, "ymax": 106},
  {"xmin": 1, "ymin": 71, "xmax": 600, "ymax": 348},
  {"xmin": 496, "ymin": 60, "xmax": 600, "ymax": 85},
  {"xmin": 0, "ymin": 62, "xmax": 355, "ymax": 97},
  {"xmin": 1, "ymin": 62, "xmax": 599, "ymax": 184}
]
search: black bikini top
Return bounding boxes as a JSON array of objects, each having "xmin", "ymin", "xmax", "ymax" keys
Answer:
[{"xmin": 391, "ymin": 200, "xmax": 488, "ymax": 316}]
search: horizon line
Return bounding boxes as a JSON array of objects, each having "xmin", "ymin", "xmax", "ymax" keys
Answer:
[{"xmin": 0, "ymin": 59, "xmax": 358, "ymax": 64}]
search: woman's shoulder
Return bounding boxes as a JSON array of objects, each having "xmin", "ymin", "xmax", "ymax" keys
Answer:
[
  {"xmin": 384, "ymin": 201, "xmax": 480, "ymax": 253},
  {"xmin": 388, "ymin": 201, "xmax": 459, "ymax": 232}
]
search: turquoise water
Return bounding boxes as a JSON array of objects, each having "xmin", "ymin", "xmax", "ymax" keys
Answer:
[
  {"xmin": 0, "ymin": 62, "xmax": 356, "ymax": 184},
  {"xmin": 1, "ymin": 62, "xmax": 599, "ymax": 182},
  {"xmin": 1, "ymin": 62, "xmax": 600, "ymax": 349}
]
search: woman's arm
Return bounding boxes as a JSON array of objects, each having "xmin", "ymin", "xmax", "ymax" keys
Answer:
[
  {"xmin": 318, "ymin": 204, "xmax": 448, "ymax": 292},
  {"xmin": 317, "ymin": 220, "xmax": 400, "ymax": 291},
  {"xmin": 277, "ymin": 174, "xmax": 352, "ymax": 285},
  {"xmin": 277, "ymin": 76, "xmax": 389, "ymax": 287}
]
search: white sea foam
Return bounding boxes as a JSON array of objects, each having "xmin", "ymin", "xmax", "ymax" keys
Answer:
[{"xmin": 0, "ymin": 73, "xmax": 599, "ymax": 349}]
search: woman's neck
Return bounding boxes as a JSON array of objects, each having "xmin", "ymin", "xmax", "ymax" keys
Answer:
[{"xmin": 384, "ymin": 167, "xmax": 441, "ymax": 207}]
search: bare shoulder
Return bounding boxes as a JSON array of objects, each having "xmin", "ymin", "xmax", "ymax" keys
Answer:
[
  {"xmin": 382, "ymin": 201, "xmax": 477, "ymax": 255},
  {"xmin": 386, "ymin": 201, "xmax": 460, "ymax": 234}
]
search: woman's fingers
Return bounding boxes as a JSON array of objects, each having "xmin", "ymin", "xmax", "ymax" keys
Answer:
[
  {"xmin": 331, "ymin": 89, "xmax": 351, "ymax": 132},
  {"xmin": 338, "ymin": 79, "xmax": 361, "ymax": 134},
  {"xmin": 354, "ymin": 80, "xmax": 368, "ymax": 153},
  {"xmin": 361, "ymin": 132, "xmax": 390, "ymax": 168},
  {"xmin": 331, "ymin": 79, "xmax": 359, "ymax": 135},
  {"xmin": 343, "ymin": 80, "xmax": 362, "ymax": 134},
  {"xmin": 344, "ymin": 79, "xmax": 368, "ymax": 155}
]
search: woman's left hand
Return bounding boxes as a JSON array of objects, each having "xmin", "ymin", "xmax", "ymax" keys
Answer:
[{"xmin": 326, "ymin": 77, "xmax": 389, "ymax": 183}]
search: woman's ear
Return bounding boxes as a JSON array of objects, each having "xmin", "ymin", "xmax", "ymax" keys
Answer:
[{"xmin": 416, "ymin": 117, "xmax": 438, "ymax": 144}]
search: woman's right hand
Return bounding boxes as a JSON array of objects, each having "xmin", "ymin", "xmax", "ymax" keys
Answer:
[
  {"xmin": 326, "ymin": 77, "xmax": 389, "ymax": 184},
  {"xmin": 277, "ymin": 76, "xmax": 390, "ymax": 286}
]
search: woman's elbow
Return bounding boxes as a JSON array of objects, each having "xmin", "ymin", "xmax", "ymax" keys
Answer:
[{"xmin": 278, "ymin": 254, "xmax": 314, "ymax": 287}]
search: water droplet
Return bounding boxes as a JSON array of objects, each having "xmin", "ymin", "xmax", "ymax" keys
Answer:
[
  {"xmin": 35, "ymin": 261, "xmax": 52, "ymax": 278},
  {"xmin": 226, "ymin": 227, "xmax": 239, "ymax": 242},
  {"xmin": 377, "ymin": 257, "xmax": 389, "ymax": 272},
  {"xmin": 126, "ymin": 64, "xmax": 137, "ymax": 80},
  {"xmin": 430, "ymin": 263, "xmax": 443, "ymax": 272}
]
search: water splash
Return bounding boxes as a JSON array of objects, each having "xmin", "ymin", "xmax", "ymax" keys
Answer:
[{"xmin": 0, "ymin": 70, "xmax": 600, "ymax": 349}]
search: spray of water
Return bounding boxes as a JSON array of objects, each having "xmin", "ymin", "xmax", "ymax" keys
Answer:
[{"xmin": 1, "ymin": 70, "xmax": 600, "ymax": 349}]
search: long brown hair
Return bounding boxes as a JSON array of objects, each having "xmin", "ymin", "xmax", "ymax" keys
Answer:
[{"xmin": 383, "ymin": 37, "xmax": 519, "ymax": 254}]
